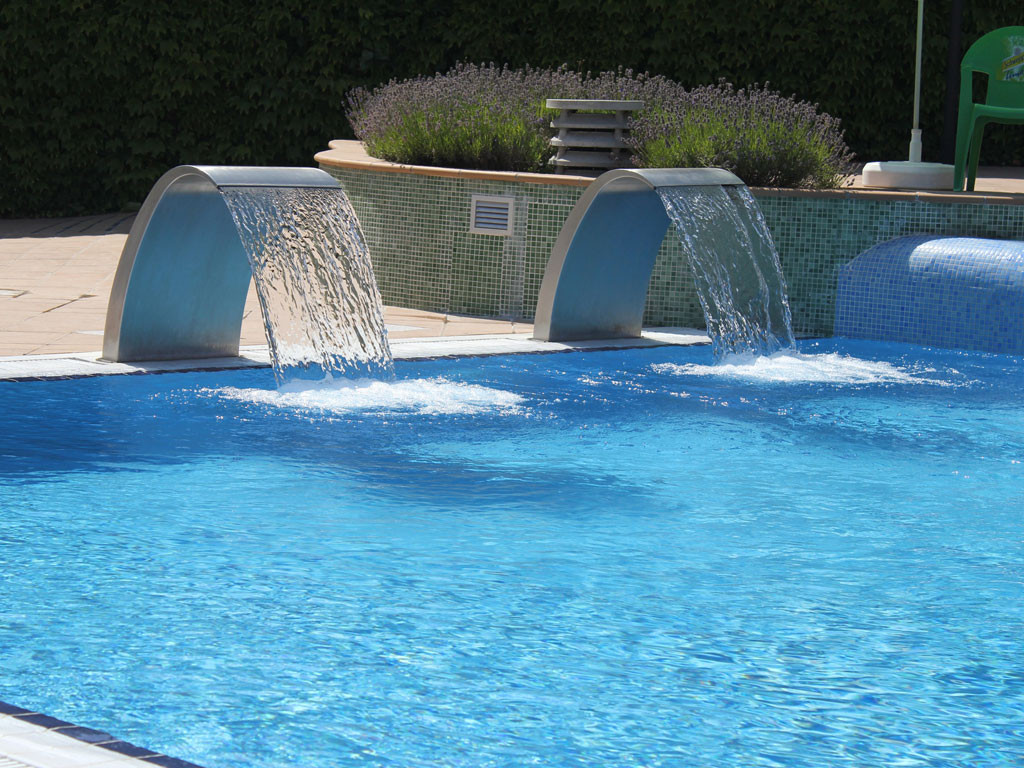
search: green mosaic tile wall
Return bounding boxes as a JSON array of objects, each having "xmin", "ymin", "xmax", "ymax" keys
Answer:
[
  {"xmin": 759, "ymin": 195, "xmax": 1024, "ymax": 334},
  {"xmin": 326, "ymin": 168, "xmax": 580, "ymax": 321},
  {"xmin": 324, "ymin": 166, "xmax": 1024, "ymax": 336}
]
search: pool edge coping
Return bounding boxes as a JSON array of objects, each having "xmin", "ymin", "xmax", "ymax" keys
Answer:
[
  {"xmin": 0, "ymin": 701, "xmax": 204, "ymax": 768},
  {"xmin": 0, "ymin": 329, "xmax": 712, "ymax": 382}
]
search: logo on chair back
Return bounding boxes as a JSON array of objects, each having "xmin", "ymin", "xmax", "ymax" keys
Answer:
[{"xmin": 1001, "ymin": 37, "xmax": 1024, "ymax": 81}]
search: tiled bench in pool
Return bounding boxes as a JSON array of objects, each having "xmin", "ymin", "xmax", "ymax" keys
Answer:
[{"xmin": 835, "ymin": 235, "xmax": 1024, "ymax": 354}]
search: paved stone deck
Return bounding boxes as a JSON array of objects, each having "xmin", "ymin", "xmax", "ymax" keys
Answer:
[{"xmin": 0, "ymin": 214, "xmax": 530, "ymax": 357}]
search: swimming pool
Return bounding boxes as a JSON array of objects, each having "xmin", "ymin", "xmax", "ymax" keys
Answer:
[{"xmin": 2, "ymin": 340, "xmax": 1023, "ymax": 767}]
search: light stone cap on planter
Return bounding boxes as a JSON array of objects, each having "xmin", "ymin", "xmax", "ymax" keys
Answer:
[
  {"xmin": 316, "ymin": 140, "xmax": 593, "ymax": 186},
  {"xmin": 319, "ymin": 141, "xmax": 1024, "ymax": 204}
]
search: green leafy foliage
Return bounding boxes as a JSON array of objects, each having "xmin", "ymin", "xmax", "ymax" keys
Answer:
[
  {"xmin": 1, "ymin": 1, "xmax": 1019, "ymax": 215},
  {"xmin": 347, "ymin": 65, "xmax": 566, "ymax": 172},
  {"xmin": 350, "ymin": 68, "xmax": 854, "ymax": 188},
  {"xmin": 362, "ymin": 105, "xmax": 554, "ymax": 172},
  {"xmin": 629, "ymin": 83, "xmax": 855, "ymax": 188}
]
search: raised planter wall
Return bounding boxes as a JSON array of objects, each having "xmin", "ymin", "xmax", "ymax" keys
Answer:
[
  {"xmin": 755, "ymin": 191, "xmax": 1024, "ymax": 335},
  {"xmin": 318, "ymin": 142, "xmax": 1024, "ymax": 336}
]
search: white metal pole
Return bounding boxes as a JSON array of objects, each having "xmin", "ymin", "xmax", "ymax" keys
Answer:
[{"xmin": 909, "ymin": 0, "xmax": 925, "ymax": 161}]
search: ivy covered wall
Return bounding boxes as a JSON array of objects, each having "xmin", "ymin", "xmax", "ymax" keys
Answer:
[{"xmin": 1, "ymin": 0, "xmax": 1020, "ymax": 216}]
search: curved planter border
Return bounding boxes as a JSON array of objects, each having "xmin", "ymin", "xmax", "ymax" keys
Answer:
[
  {"xmin": 317, "ymin": 142, "xmax": 1024, "ymax": 336},
  {"xmin": 316, "ymin": 141, "xmax": 592, "ymax": 187},
  {"xmin": 316, "ymin": 141, "xmax": 1024, "ymax": 206}
]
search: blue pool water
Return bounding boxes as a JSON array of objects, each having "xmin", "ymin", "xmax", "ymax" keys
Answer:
[{"xmin": 1, "ymin": 340, "xmax": 1023, "ymax": 767}]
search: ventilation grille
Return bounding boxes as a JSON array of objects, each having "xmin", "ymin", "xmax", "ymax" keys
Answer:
[{"xmin": 470, "ymin": 195, "xmax": 514, "ymax": 236}]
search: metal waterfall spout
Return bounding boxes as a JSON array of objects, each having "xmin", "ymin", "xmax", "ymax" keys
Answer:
[
  {"xmin": 102, "ymin": 165, "xmax": 393, "ymax": 383},
  {"xmin": 532, "ymin": 167, "xmax": 794, "ymax": 358}
]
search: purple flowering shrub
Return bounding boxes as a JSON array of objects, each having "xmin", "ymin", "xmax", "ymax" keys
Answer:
[
  {"xmin": 347, "ymin": 64, "xmax": 575, "ymax": 172},
  {"xmin": 628, "ymin": 80, "xmax": 854, "ymax": 188},
  {"xmin": 347, "ymin": 64, "xmax": 661, "ymax": 172},
  {"xmin": 348, "ymin": 65, "xmax": 853, "ymax": 188}
]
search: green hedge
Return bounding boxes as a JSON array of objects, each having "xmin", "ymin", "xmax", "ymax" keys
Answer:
[{"xmin": 1, "ymin": 1, "xmax": 1020, "ymax": 216}]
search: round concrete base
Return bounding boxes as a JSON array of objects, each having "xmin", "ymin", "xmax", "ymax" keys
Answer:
[{"xmin": 861, "ymin": 161, "xmax": 955, "ymax": 191}]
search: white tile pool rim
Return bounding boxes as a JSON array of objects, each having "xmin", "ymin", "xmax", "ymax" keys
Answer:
[
  {"xmin": 0, "ymin": 328, "xmax": 711, "ymax": 381},
  {"xmin": 0, "ymin": 706, "xmax": 195, "ymax": 768}
]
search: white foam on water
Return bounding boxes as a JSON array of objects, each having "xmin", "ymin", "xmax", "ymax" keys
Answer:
[
  {"xmin": 208, "ymin": 377, "xmax": 525, "ymax": 416},
  {"xmin": 651, "ymin": 351, "xmax": 957, "ymax": 386}
]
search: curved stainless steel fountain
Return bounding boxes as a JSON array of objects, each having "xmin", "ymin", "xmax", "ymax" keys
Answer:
[
  {"xmin": 103, "ymin": 165, "xmax": 341, "ymax": 362},
  {"xmin": 533, "ymin": 167, "xmax": 744, "ymax": 342}
]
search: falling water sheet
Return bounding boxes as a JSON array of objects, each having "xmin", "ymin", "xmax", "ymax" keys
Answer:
[
  {"xmin": 221, "ymin": 186, "xmax": 394, "ymax": 384},
  {"xmin": 658, "ymin": 184, "xmax": 795, "ymax": 358}
]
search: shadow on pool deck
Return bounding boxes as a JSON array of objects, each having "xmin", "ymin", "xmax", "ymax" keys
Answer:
[{"xmin": 1, "ymin": 165, "xmax": 1022, "ymax": 358}]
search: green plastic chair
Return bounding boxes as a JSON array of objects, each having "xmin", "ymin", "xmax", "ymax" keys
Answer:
[{"xmin": 954, "ymin": 27, "xmax": 1024, "ymax": 191}]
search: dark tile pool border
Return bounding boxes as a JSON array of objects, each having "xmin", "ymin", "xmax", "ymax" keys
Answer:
[{"xmin": 0, "ymin": 699, "xmax": 207, "ymax": 768}]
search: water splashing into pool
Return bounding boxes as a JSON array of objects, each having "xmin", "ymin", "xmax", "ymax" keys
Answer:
[
  {"xmin": 659, "ymin": 185, "xmax": 795, "ymax": 358},
  {"xmin": 221, "ymin": 186, "xmax": 393, "ymax": 384},
  {"xmin": 213, "ymin": 376, "xmax": 526, "ymax": 417}
]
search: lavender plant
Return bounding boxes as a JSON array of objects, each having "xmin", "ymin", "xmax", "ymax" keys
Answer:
[
  {"xmin": 628, "ymin": 80, "xmax": 855, "ymax": 188},
  {"xmin": 347, "ymin": 63, "xmax": 578, "ymax": 172},
  {"xmin": 347, "ymin": 66, "xmax": 854, "ymax": 188},
  {"xmin": 347, "ymin": 64, "xmax": 667, "ymax": 172}
]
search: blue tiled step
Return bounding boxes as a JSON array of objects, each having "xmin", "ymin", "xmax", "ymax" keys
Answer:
[{"xmin": 835, "ymin": 235, "xmax": 1024, "ymax": 354}]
